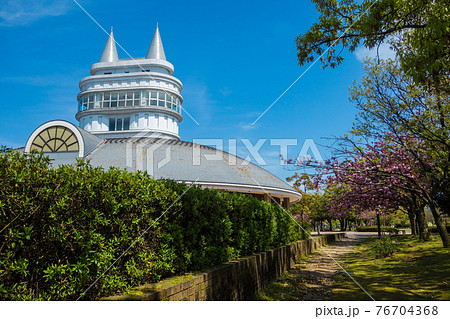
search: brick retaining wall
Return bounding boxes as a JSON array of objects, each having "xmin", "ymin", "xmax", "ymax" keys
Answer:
[{"xmin": 103, "ymin": 233, "xmax": 345, "ymax": 301}]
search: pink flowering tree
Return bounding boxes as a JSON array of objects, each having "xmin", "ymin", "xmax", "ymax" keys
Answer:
[
  {"xmin": 286, "ymin": 59, "xmax": 449, "ymax": 247},
  {"xmin": 349, "ymin": 59, "xmax": 449, "ymax": 245},
  {"xmin": 287, "ymin": 132, "xmax": 448, "ymax": 245}
]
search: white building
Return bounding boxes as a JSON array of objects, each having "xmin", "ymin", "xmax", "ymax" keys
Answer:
[
  {"xmin": 24, "ymin": 25, "xmax": 301, "ymax": 208},
  {"xmin": 77, "ymin": 26, "xmax": 182, "ymax": 140}
]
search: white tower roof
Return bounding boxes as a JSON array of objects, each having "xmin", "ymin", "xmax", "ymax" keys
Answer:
[
  {"xmin": 146, "ymin": 24, "xmax": 166, "ymax": 60},
  {"xmin": 99, "ymin": 27, "xmax": 119, "ymax": 62},
  {"xmin": 79, "ymin": 24, "xmax": 182, "ymax": 140}
]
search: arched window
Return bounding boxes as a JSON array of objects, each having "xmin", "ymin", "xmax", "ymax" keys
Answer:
[{"xmin": 30, "ymin": 126, "xmax": 79, "ymax": 152}]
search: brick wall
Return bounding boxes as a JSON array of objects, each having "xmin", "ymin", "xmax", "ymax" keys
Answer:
[{"xmin": 103, "ymin": 233, "xmax": 345, "ymax": 301}]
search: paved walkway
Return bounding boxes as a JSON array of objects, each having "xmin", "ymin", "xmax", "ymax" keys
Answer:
[
  {"xmin": 300, "ymin": 232, "xmax": 376, "ymax": 300},
  {"xmin": 258, "ymin": 232, "xmax": 377, "ymax": 301}
]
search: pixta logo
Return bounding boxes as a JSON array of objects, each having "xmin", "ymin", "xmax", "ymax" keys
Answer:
[
  {"xmin": 125, "ymin": 132, "xmax": 171, "ymax": 174},
  {"xmin": 125, "ymin": 135, "xmax": 323, "ymax": 173},
  {"xmin": 192, "ymin": 138, "xmax": 323, "ymax": 166}
]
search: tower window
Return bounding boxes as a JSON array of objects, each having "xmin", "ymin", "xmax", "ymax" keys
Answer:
[
  {"xmin": 111, "ymin": 92, "xmax": 118, "ymax": 107},
  {"xmin": 124, "ymin": 117, "xmax": 130, "ymax": 130},
  {"xmin": 103, "ymin": 92, "xmax": 111, "ymax": 108},
  {"xmin": 78, "ymin": 89, "xmax": 181, "ymax": 113},
  {"xmin": 108, "ymin": 118, "xmax": 115, "ymax": 131},
  {"xmin": 142, "ymin": 90, "xmax": 149, "ymax": 106},
  {"xmin": 109, "ymin": 117, "xmax": 130, "ymax": 131}
]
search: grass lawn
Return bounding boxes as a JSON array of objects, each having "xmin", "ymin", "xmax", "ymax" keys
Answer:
[
  {"xmin": 256, "ymin": 256, "xmax": 311, "ymax": 301},
  {"xmin": 331, "ymin": 235, "xmax": 450, "ymax": 301}
]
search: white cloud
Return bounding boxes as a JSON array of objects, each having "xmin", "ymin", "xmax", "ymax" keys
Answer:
[
  {"xmin": 354, "ymin": 42, "xmax": 397, "ymax": 62},
  {"xmin": 0, "ymin": 0, "xmax": 72, "ymax": 27},
  {"xmin": 237, "ymin": 123, "xmax": 253, "ymax": 130}
]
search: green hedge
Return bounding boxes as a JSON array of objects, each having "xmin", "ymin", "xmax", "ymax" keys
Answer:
[
  {"xmin": 356, "ymin": 226, "xmax": 399, "ymax": 234},
  {"xmin": 0, "ymin": 148, "xmax": 306, "ymax": 300}
]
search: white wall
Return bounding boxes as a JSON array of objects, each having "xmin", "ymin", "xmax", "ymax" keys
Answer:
[{"xmin": 79, "ymin": 113, "xmax": 179, "ymax": 135}]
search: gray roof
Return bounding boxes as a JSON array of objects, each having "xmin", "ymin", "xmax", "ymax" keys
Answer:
[
  {"xmin": 146, "ymin": 24, "xmax": 166, "ymax": 60},
  {"xmin": 99, "ymin": 27, "xmax": 119, "ymax": 62},
  {"xmin": 83, "ymin": 137, "xmax": 297, "ymax": 194},
  {"xmin": 77, "ymin": 126, "xmax": 103, "ymax": 156}
]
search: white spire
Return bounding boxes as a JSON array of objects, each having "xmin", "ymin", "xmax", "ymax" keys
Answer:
[
  {"xmin": 146, "ymin": 24, "xmax": 166, "ymax": 60},
  {"xmin": 99, "ymin": 27, "xmax": 119, "ymax": 62}
]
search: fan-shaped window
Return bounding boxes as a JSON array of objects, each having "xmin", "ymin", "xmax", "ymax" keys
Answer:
[{"xmin": 30, "ymin": 126, "xmax": 79, "ymax": 153}]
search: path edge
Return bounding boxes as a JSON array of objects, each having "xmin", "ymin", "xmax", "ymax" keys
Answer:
[{"xmin": 102, "ymin": 233, "xmax": 346, "ymax": 301}]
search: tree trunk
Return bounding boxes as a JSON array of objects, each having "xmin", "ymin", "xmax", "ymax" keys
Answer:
[
  {"xmin": 340, "ymin": 218, "xmax": 348, "ymax": 231},
  {"xmin": 429, "ymin": 203, "xmax": 450, "ymax": 248},
  {"xmin": 416, "ymin": 206, "xmax": 430, "ymax": 241},
  {"xmin": 408, "ymin": 211, "xmax": 416, "ymax": 236},
  {"xmin": 410, "ymin": 192, "xmax": 430, "ymax": 241},
  {"xmin": 376, "ymin": 212, "xmax": 381, "ymax": 239}
]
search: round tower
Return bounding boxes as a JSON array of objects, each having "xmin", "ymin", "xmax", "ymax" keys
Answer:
[{"xmin": 75, "ymin": 25, "xmax": 183, "ymax": 139}]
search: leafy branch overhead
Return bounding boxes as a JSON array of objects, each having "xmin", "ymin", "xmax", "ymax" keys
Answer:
[{"xmin": 296, "ymin": 0, "xmax": 450, "ymax": 88}]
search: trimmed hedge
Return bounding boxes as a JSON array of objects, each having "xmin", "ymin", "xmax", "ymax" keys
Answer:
[
  {"xmin": 356, "ymin": 226, "xmax": 399, "ymax": 234},
  {"xmin": 0, "ymin": 148, "xmax": 306, "ymax": 300}
]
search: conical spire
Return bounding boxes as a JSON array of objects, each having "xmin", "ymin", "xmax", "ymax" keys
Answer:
[
  {"xmin": 99, "ymin": 27, "xmax": 119, "ymax": 62},
  {"xmin": 146, "ymin": 24, "xmax": 166, "ymax": 60}
]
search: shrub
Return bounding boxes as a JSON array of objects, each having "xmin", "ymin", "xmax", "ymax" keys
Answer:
[
  {"xmin": 368, "ymin": 237, "xmax": 397, "ymax": 258},
  {"xmin": 428, "ymin": 225, "xmax": 450, "ymax": 234},
  {"xmin": 356, "ymin": 226, "xmax": 399, "ymax": 234},
  {"xmin": 0, "ymin": 148, "xmax": 306, "ymax": 300}
]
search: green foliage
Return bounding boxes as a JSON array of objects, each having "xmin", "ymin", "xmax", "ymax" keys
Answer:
[
  {"xmin": 0, "ymin": 148, "xmax": 306, "ymax": 300},
  {"xmin": 428, "ymin": 225, "xmax": 450, "ymax": 234},
  {"xmin": 368, "ymin": 237, "xmax": 397, "ymax": 259},
  {"xmin": 287, "ymin": 173, "xmax": 331, "ymax": 223},
  {"xmin": 356, "ymin": 226, "xmax": 399, "ymax": 234},
  {"xmin": 296, "ymin": 0, "xmax": 450, "ymax": 90},
  {"xmin": 385, "ymin": 209, "xmax": 410, "ymax": 228},
  {"xmin": 286, "ymin": 172, "xmax": 315, "ymax": 192}
]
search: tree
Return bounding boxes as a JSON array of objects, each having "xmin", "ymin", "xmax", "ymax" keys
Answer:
[
  {"xmin": 296, "ymin": 0, "xmax": 450, "ymax": 91},
  {"xmin": 322, "ymin": 134, "xmax": 433, "ymax": 241},
  {"xmin": 322, "ymin": 185, "xmax": 356, "ymax": 231},
  {"xmin": 286, "ymin": 172, "xmax": 315, "ymax": 192},
  {"xmin": 349, "ymin": 59, "xmax": 449, "ymax": 245},
  {"xmin": 287, "ymin": 173, "xmax": 332, "ymax": 231}
]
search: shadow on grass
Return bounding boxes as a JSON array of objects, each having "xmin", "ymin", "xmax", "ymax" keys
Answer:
[{"xmin": 331, "ymin": 235, "xmax": 450, "ymax": 301}]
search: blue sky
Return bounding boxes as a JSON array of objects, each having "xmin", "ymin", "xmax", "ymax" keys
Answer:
[{"xmin": 0, "ymin": 0, "xmax": 392, "ymax": 181}]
